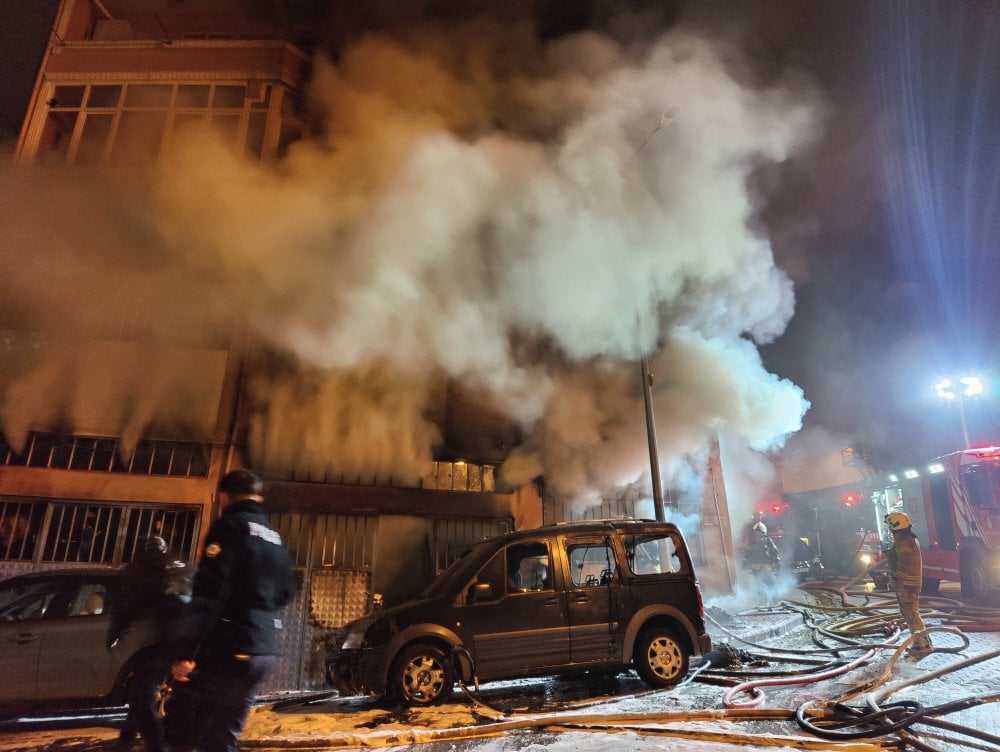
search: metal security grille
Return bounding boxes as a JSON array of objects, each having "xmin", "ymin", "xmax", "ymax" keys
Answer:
[
  {"xmin": 270, "ymin": 512, "xmax": 377, "ymax": 569},
  {"xmin": 0, "ymin": 497, "xmax": 200, "ymax": 566},
  {"xmin": 43, "ymin": 504, "xmax": 123, "ymax": 563},
  {"xmin": 121, "ymin": 506, "xmax": 200, "ymax": 563},
  {"xmin": 0, "ymin": 499, "xmax": 46, "ymax": 562},
  {"xmin": 543, "ymin": 486, "xmax": 680, "ymax": 524},
  {"xmin": 264, "ymin": 512, "xmax": 378, "ymax": 693},
  {"xmin": 430, "ymin": 517, "xmax": 511, "ymax": 574},
  {"xmin": 0, "ymin": 432, "xmax": 209, "ymax": 477}
]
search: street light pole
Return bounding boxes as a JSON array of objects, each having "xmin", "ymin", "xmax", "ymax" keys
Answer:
[
  {"xmin": 640, "ymin": 354, "xmax": 665, "ymax": 522},
  {"xmin": 956, "ymin": 394, "xmax": 971, "ymax": 450}
]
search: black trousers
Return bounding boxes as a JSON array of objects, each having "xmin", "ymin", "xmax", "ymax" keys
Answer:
[
  {"xmin": 167, "ymin": 653, "xmax": 275, "ymax": 752},
  {"xmin": 120, "ymin": 650, "xmax": 173, "ymax": 752}
]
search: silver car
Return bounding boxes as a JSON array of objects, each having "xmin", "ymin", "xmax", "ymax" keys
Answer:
[{"xmin": 0, "ymin": 570, "xmax": 157, "ymax": 713}]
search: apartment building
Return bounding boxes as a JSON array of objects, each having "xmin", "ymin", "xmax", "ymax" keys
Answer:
[{"xmin": 1, "ymin": 0, "xmax": 540, "ymax": 691}]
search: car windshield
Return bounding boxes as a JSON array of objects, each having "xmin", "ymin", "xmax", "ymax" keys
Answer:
[{"xmin": 418, "ymin": 538, "xmax": 496, "ymax": 600}]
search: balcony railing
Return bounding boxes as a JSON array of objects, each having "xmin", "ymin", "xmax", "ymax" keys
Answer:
[{"xmin": 0, "ymin": 431, "xmax": 209, "ymax": 477}]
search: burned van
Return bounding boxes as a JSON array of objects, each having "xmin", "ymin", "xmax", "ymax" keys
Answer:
[{"xmin": 325, "ymin": 519, "xmax": 711, "ymax": 705}]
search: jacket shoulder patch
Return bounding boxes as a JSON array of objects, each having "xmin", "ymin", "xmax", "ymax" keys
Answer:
[{"xmin": 205, "ymin": 542, "xmax": 222, "ymax": 558}]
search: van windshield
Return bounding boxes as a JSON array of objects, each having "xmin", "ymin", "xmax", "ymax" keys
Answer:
[{"xmin": 418, "ymin": 538, "xmax": 496, "ymax": 600}]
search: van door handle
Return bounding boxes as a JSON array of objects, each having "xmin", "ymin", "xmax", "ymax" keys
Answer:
[
  {"xmin": 543, "ymin": 597, "xmax": 560, "ymax": 606},
  {"xmin": 571, "ymin": 595, "xmax": 590, "ymax": 603},
  {"xmin": 13, "ymin": 632, "xmax": 40, "ymax": 644}
]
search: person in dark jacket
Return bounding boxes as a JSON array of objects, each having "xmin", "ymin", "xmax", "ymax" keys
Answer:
[
  {"xmin": 108, "ymin": 535, "xmax": 190, "ymax": 752},
  {"xmin": 884, "ymin": 511, "xmax": 931, "ymax": 656},
  {"xmin": 170, "ymin": 469, "xmax": 296, "ymax": 752}
]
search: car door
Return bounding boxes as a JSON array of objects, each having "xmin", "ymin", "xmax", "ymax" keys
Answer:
[
  {"xmin": 35, "ymin": 575, "xmax": 124, "ymax": 701},
  {"xmin": 0, "ymin": 576, "xmax": 76, "ymax": 702},
  {"xmin": 563, "ymin": 535, "xmax": 621, "ymax": 663},
  {"xmin": 459, "ymin": 539, "xmax": 570, "ymax": 677}
]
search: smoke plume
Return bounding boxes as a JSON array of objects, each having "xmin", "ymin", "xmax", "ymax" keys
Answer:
[{"xmin": 0, "ymin": 8, "xmax": 817, "ymax": 500}]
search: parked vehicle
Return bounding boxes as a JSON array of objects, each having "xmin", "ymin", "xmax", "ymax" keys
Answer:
[
  {"xmin": 0, "ymin": 569, "xmax": 159, "ymax": 714},
  {"xmin": 325, "ymin": 519, "xmax": 711, "ymax": 706}
]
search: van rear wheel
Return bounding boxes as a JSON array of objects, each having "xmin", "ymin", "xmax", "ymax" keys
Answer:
[
  {"xmin": 634, "ymin": 627, "xmax": 689, "ymax": 688},
  {"xmin": 389, "ymin": 644, "xmax": 454, "ymax": 707}
]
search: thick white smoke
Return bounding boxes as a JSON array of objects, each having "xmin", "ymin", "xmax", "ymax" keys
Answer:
[{"xmin": 0, "ymin": 13, "xmax": 816, "ymax": 498}]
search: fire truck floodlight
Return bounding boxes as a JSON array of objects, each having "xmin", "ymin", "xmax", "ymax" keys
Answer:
[
  {"xmin": 928, "ymin": 463, "xmax": 945, "ymax": 474},
  {"xmin": 904, "ymin": 469, "xmax": 919, "ymax": 479},
  {"xmin": 888, "ymin": 474, "xmax": 898, "ymax": 483}
]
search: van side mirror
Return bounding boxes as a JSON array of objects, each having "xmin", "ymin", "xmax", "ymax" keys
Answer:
[{"xmin": 470, "ymin": 582, "xmax": 493, "ymax": 601}]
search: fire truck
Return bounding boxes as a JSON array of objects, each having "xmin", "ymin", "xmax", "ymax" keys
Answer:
[{"xmin": 870, "ymin": 446, "xmax": 1000, "ymax": 602}]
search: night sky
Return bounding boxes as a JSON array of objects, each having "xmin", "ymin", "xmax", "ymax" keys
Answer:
[{"xmin": 1, "ymin": 1, "xmax": 998, "ymax": 485}]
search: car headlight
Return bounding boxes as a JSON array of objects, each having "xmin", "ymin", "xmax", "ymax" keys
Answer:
[
  {"xmin": 342, "ymin": 620, "xmax": 371, "ymax": 650},
  {"xmin": 859, "ymin": 553, "xmax": 873, "ymax": 566}
]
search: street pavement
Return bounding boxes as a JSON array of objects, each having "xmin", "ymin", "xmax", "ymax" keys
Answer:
[{"xmin": 3, "ymin": 586, "xmax": 1000, "ymax": 752}]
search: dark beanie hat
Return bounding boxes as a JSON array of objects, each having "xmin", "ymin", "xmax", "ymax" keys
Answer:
[{"xmin": 218, "ymin": 469, "xmax": 264, "ymax": 496}]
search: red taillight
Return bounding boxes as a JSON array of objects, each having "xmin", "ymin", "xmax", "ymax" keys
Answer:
[{"xmin": 695, "ymin": 581, "xmax": 705, "ymax": 620}]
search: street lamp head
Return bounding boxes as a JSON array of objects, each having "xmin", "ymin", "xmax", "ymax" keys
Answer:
[
  {"xmin": 934, "ymin": 378, "xmax": 956, "ymax": 400},
  {"xmin": 960, "ymin": 375, "xmax": 984, "ymax": 397}
]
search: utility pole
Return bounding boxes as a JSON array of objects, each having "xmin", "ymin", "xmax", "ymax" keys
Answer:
[{"xmin": 641, "ymin": 354, "xmax": 665, "ymax": 522}]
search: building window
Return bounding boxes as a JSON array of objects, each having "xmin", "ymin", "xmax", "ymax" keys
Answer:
[
  {"xmin": 0, "ymin": 499, "xmax": 46, "ymax": 561},
  {"xmin": 35, "ymin": 81, "xmax": 303, "ymax": 165},
  {"xmin": 421, "ymin": 461, "xmax": 495, "ymax": 492},
  {"xmin": 0, "ymin": 497, "xmax": 199, "ymax": 564},
  {"xmin": 0, "ymin": 432, "xmax": 209, "ymax": 477}
]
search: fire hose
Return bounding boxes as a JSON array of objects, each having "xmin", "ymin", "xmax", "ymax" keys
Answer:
[{"xmin": 244, "ymin": 580, "xmax": 1000, "ymax": 750}]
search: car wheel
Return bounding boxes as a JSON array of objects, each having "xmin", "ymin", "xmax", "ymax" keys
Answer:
[
  {"xmin": 961, "ymin": 551, "xmax": 992, "ymax": 604},
  {"xmin": 389, "ymin": 644, "xmax": 453, "ymax": 706},
  {"xmin": 633, "ymin": 626, "xmax": 689, "ymax": 688}
]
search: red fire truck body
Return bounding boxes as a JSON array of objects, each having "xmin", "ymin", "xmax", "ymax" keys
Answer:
[{"xmin": 871, "ymin": 446, "xmax": 1000, "ymax": 601}]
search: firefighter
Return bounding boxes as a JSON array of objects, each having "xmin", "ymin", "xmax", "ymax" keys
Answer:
[
  {"xmin": 739, "ymin": 511, "xmax": 766, "ymax": 562},
  {"xmin": 884, "ymin": 512, "xmax": 931, "ymax": 656},
  {"xmin": 742, "ymin": 522, "xmax": 781, "ymax": 604}
]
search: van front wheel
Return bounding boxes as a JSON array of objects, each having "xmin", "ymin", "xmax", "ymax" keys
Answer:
[
  {"xmin": 389, "ymin": 644, "xmax": 454, "ymax": 706},
  {"xmin": 634, "ymin": 627, "xmax": 689, "ymax": 688}
]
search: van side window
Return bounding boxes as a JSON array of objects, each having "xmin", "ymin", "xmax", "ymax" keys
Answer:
[
  {"xmin": 506, "ymin": 542, "xmax": 552, "ymax": 592},
  {"xmin": 624, "ymin": 533, "xmax": 683, "ymax": 575},
  {"xmin": 567, "ymin": 541, "xmax": 616, "ymax": 587}
]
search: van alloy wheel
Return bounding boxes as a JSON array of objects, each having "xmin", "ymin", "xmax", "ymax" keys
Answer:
[
  {"xmin": 634, "ymin": 627, "xmax": 689, "ymax": 688},
  {"xmin": 390, "ymin": 644, "xmax": 453, "ymax": 706}
]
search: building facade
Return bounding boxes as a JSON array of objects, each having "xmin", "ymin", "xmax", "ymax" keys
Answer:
[{"xmin": 2, "ymin": 0, "xmax": 540, "ymax": 693}]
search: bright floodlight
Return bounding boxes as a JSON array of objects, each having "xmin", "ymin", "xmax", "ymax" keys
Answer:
[
  {"xmin": 960, "ymin": 375, "xmax": 984, "ymax": 396},
  {"xmin": 934, "ymin": 378, "xmax": 956, "ymax": 400}
]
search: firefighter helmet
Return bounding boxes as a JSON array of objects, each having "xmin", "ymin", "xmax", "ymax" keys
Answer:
[{"xmin": 884, "ymin": 511, "xmax": 911, "ymax": 531}]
